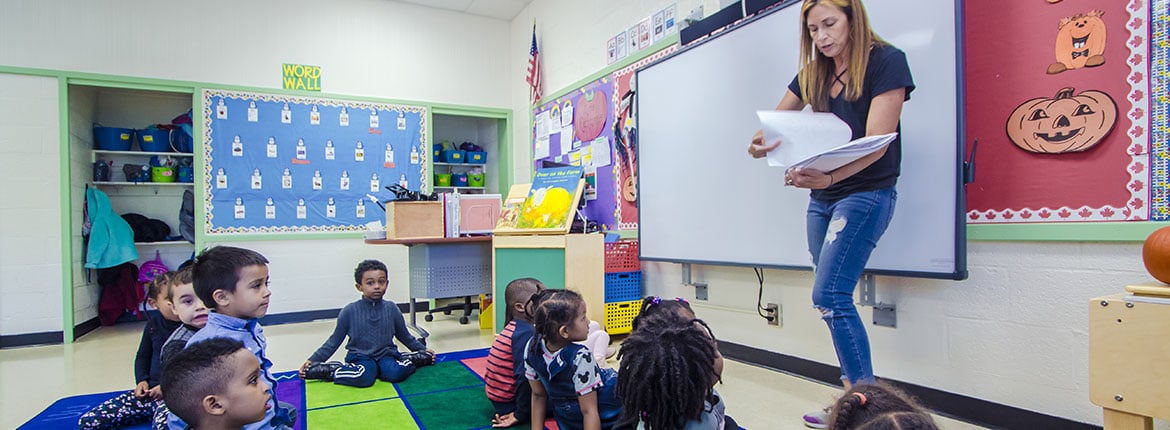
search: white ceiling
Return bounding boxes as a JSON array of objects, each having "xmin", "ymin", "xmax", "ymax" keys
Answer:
[{"xmin": 391, "ymin": 0, "xmax": 533, "ymax": 21}]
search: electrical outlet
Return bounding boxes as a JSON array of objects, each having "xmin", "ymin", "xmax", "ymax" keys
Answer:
[{"xmin": 765, "ymin": 303, "xmax": 780, "ymax": 326}]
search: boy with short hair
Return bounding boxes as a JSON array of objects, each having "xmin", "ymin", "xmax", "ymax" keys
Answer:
[
  {"xmin": 169, "ymin": 246, "xmax": 293, "ymax": 429},
  {"xmin": 162, "ymin": 338, "xmax": 272, "ymax": 430},
  {"xmin": 485, "ymin": 277, "xmax": 545, "ymax": 428},
  {"xmin": 151, "ymin": 266, "xmax": 208, "ymax": 429},
  {"xmin": 300, "ymin": 259, "xmax": 435, "ymax": 387},
  {"xmin": 161, "ymin": 265, "xmax": 206, "ymax": 364}
]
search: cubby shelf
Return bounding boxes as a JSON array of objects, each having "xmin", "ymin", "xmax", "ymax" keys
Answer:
[{"xmin": 92, "ymin": 181, "xmax": 193, "ymax": 187}]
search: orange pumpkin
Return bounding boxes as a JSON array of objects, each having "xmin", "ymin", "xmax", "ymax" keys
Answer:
[
  {"xmin": 1143, "ymin": 227, "xmax": 1170, "ymax": 284},
  {"xmin": 1004, "ymin": 87, "xmax": 1117, "ymax": 154},
  {"xmin": 1047, "ymin": 10, "xmax": 1106, "ymax": 74}
]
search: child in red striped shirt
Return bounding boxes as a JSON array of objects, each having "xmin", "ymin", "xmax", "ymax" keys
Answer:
[{"xmin": 485, "ymin": 278, "xmax": 545, "ymax": 428}]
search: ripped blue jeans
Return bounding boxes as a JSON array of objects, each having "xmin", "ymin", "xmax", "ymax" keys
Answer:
[{"xmin": 806, "ymin": 187, "xmax": 896, "ymax": 384}]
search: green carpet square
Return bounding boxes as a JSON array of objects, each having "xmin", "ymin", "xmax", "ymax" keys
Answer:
[
  {"xmin": 404, "ymin": 386, "xmax": 496, "ymax": 430},
  {"xmin": 394, "ymin": 361, "xmax": 484, "ymax": 396},
  {"xmin": 305, "ymin": 379, "xmax": 399, "ymax": 409},
  {"xmin": 306, "ymin": 398, "xmax": 419, "ymax": 429}
]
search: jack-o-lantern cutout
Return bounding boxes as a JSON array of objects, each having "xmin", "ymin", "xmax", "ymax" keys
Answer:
[
  {"xmin": 1047, "ymin": 10, "xmax": 1106, "ymax": 74},
  {"xmin": 1005, "ymin": 87, "xmax": 1117, "ymax": 154}
]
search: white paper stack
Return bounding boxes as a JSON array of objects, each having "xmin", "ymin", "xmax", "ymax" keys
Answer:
[{"xmin": 758, "ymin": 110, "xmax": 896, "ymax": 172}]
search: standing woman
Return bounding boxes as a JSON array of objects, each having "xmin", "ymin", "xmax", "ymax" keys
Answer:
[{"xmin": 747, "ymin": 0, "xmax": 914, "ymax": 428}]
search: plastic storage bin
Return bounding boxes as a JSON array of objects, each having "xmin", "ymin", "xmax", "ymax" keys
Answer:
[
  {"xmin": 151, "ymin": 167, "xmax": 177, "ymax": 183},
  {"xmin": 442, "ymin": 150, "xmax": 465, "ymax": 163},
  {"xmin": 604, "ymin": 240, "xmax": 641, "ymax": 273},
  {"xmin": 433, "ymin": 144, "xmax": 443, "ymax": 162},
  {"xmin": 94, "ymin": 126, "xmax": 134, "ymax": 151},
  {"xmin": 452, "ymin": 173, "xmax": 469, "ymax": 186},
  {"xmin": 604, "ymin": 271, "xmax": 642, "ymax": 303},
  {"xmin": 467, "ymin": 172, "xmax": 485, "ymax": 187},
  {"xmin": 138, "ymin": 129, "xmax": 171, "ymax": 152},
  {"xmin": 170, "ymin": 129, "xmax": 193, "ymax": 153},
  {"xmin": 466, "ymin": 151, "xmax": 487, "ymax": 164},
  {"xmin": 434, "ymin": 173, "xmax": 452, "ymax": 186},
  {"xmin": 604, "ymin": 299, "xmax": 643, "ymax": 335}
]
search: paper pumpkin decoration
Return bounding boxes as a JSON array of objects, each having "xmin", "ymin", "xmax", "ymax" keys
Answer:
[
  {"xmin": 1047, "ymin": 10, "xmax": 1107, "ymax": 74},
  {"xmin": 1143, "ymin": 227, "xmax": 1170, "ymax": 284},
  {"xmin": 574, "ymin": 89, "xmax": 609, "ymax": 142},
  {"xmin": 1004, "ymin": 87, "xmax": 1117, "ymax": 154}
]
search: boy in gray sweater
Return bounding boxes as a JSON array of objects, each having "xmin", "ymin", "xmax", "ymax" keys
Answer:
[{"xmin": 300, "ymin": 259, "xmax": 435, "ymax": 387}]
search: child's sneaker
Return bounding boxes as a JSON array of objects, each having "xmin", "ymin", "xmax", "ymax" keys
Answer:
[
  {"xmin": 303, "ymin": 361, "xmax": 343, "ymax": 381},
  {"xmin": 401, "ymin": 350, "xmax": 435, "ymax": 367},
  {"xmin": 802, "ymin": 407, "xmax": 830, "ymax": 429}
]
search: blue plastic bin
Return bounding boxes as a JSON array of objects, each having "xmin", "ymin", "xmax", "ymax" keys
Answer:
[
  {"xmin": 138, "ymin": 129, "xmax": 171, "ymax": 152},
  {"xmin": 94, "ymin": 126, "xmax": 134, "ymax": 151},
  {"xmin": 604, "ymin": 271, "xmax": 643, "ymax": 303},
  {"xmin": 442, "ymin": 150, "xmax": 466, "ymax": 163},
  {"xmin": 466, "ymin": 151, "xmax": 487, "ymax": 164}
]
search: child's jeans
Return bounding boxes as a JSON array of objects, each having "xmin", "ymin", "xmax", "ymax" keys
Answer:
[
  {"xmin": 806, "ymin": 187, "xmax": 896, "ymax": 385},
  {"xmin": 549, "ymin": 368, "xmax": 622, "ymax": 430}
]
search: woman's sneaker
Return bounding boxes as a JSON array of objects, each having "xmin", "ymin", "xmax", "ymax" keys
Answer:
[{"xmin": 802, "ymin": 407, "xmax": 830, "ymax": 429}]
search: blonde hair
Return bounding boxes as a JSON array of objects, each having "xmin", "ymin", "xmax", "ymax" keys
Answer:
[{"xmin": 797, "ymin": 0, "xmax": 886, "ymax": 112}]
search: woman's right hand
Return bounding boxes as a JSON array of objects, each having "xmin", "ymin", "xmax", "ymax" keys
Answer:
[{"xmin": 748, "ymin": 129, "xmax": 780, "ymax": 159}]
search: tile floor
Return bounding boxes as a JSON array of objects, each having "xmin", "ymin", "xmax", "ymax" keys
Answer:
[{"xmin": 1, "ymin": 313, "xmax": 988, "ymax": 429}]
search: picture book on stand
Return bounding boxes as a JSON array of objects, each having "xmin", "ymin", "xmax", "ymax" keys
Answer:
[{"xmin": 494, "ymin": 166, "xmax": 585, "ymax": 235}]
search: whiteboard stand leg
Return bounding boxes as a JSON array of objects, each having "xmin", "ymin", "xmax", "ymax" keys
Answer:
[
  {"xmin": 682, "ymin": 263, "xmax": 708, "ymax": 300},
  {"xmin": 859, "ymin": 274, "xmax": 897, "ymax": 328}
]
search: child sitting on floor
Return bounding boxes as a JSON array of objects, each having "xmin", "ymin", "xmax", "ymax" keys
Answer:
[
  {"xmin": 151, "ymin": 266, "xmax": 207, "ymax": 429},
  {"xmin": 162, "ymin": 338, "xmax": 272, "ymax": 430},
  {"xmin": 300, "ymin": 259, "xmax": 435, "ymax": 387},
  {"xmin": 828, "ymin": 383, "xmax": 939, "ymax": 430},
  {"xmin": 525, "ymin": 289, "xmax": 622, "ymax": 430},
  {"xmin": 486, "ymin": 277, "xmax": 545, "ymax": 428},
  {"xmin": 78, "ymin": 273, "xmax": 181, "ymax": 429},
  {"xmin": 161, "ymin": 266, "xmax": 206, "ymax": 364},
  {"xmin": 617, "ymin": 296, "xmax": 736, "ymax": 430},
  {"xmin": 169, "ymin": 245, "xmax": 294, "ymax": 429}
]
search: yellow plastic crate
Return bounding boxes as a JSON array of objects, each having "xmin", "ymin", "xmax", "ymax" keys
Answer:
[{"xmin": 604, "ymin": 299, "xmax": 642, "ymax": 335}]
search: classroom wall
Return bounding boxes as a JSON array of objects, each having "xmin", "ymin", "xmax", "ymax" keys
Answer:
[
  {"xmin": 0, "ymin": 0, "xmax": 512, "ymax": 336},
  {"xmin": 0, "ymin": 73, "xmax": 63, "ymax": 336},
  {"xmin": 201, "ymin": 239, "xmax": 413, "ymax": 313},
  {"xmin": 0, "ymin": 0, "xmax": 511, "ymax": 108},
  {"xmin": 511, "ymin": 0, "xmax": 1147, "ymax": 426},
  {"xmin": 508, "ymin": 0, "xmax": 717, "ymax": 184}
]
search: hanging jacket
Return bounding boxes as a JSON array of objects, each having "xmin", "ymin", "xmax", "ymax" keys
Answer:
[{"xmin": 85, "ymin": 187, "xmax": 138, "ymax": 269}]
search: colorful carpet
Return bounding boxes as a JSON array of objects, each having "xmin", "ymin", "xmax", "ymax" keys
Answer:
[{"xmin": 21, "ymin": 348, "xmax": 561, "ymax": 429}]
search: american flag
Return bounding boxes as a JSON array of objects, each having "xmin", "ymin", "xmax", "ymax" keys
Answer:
[{"xmin": 526, "ymin": 22, "xmax": 542, "ymax": 104}]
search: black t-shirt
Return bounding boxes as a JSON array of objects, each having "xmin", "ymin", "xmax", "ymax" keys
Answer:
[{"xmin": 787, "ymin": 44, "xmax": 915, "ymax": 201}]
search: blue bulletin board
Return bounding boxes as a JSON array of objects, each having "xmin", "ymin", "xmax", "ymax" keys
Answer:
[{"xmin": 203, "ymin": 89, "xmax": 427, "ymax": 235}]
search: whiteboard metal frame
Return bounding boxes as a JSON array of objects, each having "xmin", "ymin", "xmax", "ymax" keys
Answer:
[{"xmin": 634, "ymin": 0, "xmax": 967, "ymax": 280}]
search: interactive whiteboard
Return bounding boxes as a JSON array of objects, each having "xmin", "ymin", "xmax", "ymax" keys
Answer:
[{"xmin": 636, "ymin": 0, "xmax": 966, "ymax": 279}]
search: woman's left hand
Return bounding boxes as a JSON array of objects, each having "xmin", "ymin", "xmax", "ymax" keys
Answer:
[{"xmin": 785, "ymin": 167, "xmax": 833, "ymax": 189}]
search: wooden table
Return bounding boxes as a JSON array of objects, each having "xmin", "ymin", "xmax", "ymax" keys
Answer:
[{"xmin": 1089, "ymin": 284, "xmax": 1170, "ymax": 430}]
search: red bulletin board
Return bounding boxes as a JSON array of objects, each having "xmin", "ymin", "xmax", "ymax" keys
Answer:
[
  {"xmin": 964, "ymin": 0, "xmax": 1150, "ymax": 223},
  {"xmin": 611, "ymin": 44, "xmax": 677, "ymax": 230}
]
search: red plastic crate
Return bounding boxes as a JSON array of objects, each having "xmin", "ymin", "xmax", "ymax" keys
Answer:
[{"xmin": 604, "ymin": 240, "xmax": 640, "ymax": 273}]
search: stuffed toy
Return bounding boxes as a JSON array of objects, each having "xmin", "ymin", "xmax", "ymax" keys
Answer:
[{"xmin": 576, "ymin": 320, "xmax": 617, "ymax": 367}]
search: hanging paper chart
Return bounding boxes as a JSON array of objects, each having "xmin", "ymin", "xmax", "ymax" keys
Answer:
[{"xmin": 203, "ymin": 89, "xmax": 427, "ymax": 235}]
